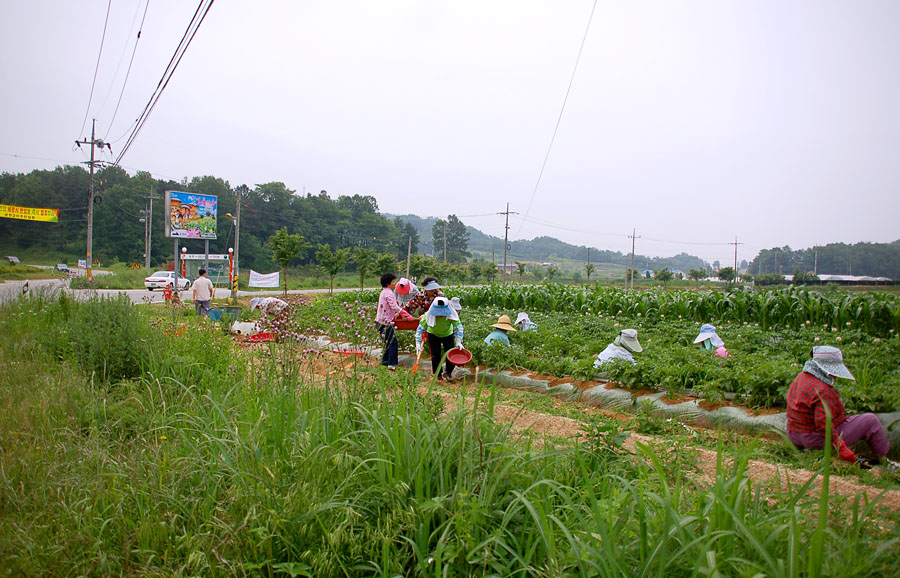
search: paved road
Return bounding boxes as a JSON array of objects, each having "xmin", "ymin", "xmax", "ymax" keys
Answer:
[{"xmin": 0, "ymin": 277, "xmax": 374, "ymax": 305}]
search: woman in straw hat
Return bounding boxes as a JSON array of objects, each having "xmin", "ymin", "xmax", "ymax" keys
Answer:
[
  {"xmin": 415, "ymin": 296, "xmax": 464, "ymax": 381},
  {"xmin": 484, "ymin": 314, "xmax": 517, "ymax": 346},
  {"xmin": 787, "ymin": 345, "xmax": 894, "ymax": 470},
  {"xmin": 593, "ymin": 328, "xmax": 642, "ymax": 369}
]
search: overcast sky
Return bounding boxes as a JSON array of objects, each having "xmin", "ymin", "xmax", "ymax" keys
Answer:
[{"xmin": 2, "ymin": 1, "xmax": 899, "ymax": 265}]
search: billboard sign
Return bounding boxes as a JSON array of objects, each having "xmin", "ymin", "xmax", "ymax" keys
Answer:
[
  {"xmin": 164, "ymin": 191, "xmax": 217, "ymax": 239},
  {"xmin": 0, "ymin": 203, "xmax": 59, "ymax": 222}
]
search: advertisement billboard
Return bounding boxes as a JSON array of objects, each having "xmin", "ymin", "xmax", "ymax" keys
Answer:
[{"xmin": 164, "ymin": 191, "xmax": 217, "ymax": 239}]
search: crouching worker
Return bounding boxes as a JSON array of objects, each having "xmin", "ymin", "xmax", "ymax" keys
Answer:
[
  {"xmin": 484, "ymin": 315, "xmax": 517, "ymax": 346},
  {"xmin": 694, "ymin": 323, "xmax": 728, "ymax": 358},
  {"xmin": 787, "ymin": 346, "xmax": 892, "ymax": 468},
  {"xmin": 415, "ymin": 296, "xmax": 464, "ymax": 381},
  {"xmin": 594, "ymin": 328, "xmax": 642, "ymax": 369}
]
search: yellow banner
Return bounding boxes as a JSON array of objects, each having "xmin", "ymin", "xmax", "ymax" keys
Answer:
[{"xmin": 0, "ymin": 203, "xmax": 59, "ymax": 222}]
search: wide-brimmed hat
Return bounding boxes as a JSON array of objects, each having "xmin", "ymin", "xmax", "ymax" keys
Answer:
[
  {"xmin": 693, "ymin": 323, "xmax": 724, "ymax": 347},
  {"xmin": 515, "ymin": 312, "xmax": 531, "ymax": 325},
  {"xmin": 811, "ymin": 346, "xmax": 855, "ymax": 380},
  {"xmin": 428, "ymin": 296, "xmax": 453, "ymax": 317},
  {"xmin": 617, "ymin": 328, "xmax": 642, "ymax": 353},
  {"xmin": 450, "ymin": 296, "xmax": 462, "ymax": 311},
  {"xmin": 422, "ymin": 280, "xmax": 441, "ymax": 291},
  {"xmin": 396, "ymin": 278, "xmax": 412, "ymax": 295},
  {"xmin": 490, "ymin": 314, "xmax": 517, "ymax": 332}
]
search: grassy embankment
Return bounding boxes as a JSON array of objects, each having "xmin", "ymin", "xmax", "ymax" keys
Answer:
[{"xmin": 1, "ymin": 292, "xmax": 898, "ymax": 576}]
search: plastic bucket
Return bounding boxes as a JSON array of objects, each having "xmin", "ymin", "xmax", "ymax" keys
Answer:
[
  {"xmin": 446, "ymin": 347, "xmax": 472, "ymax": 366},
  {"xmin": 394, "ymin": 318, "xmax": 420, "ymax": 330}
]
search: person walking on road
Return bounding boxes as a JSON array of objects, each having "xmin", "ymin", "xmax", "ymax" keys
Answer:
[{"xmin": 192, "ymin": 269, "xmax": 215, "ymax": 316}]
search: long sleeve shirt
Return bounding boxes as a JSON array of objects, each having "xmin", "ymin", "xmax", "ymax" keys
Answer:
[
  {"xmin": 375, "ymin": 287, "xmax": 402, "ymax": 325},
  {"xmin": 415, "ymin": 316, "xmax": 463, "ymax": 347},
  {"xmin": 786, "ymin": 371, "xmax": 849, "ymax": 444}
]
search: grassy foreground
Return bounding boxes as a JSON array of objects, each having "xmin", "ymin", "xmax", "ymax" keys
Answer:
[{"xmin": 1, "ymin": 295, "xmax": 898, "ymax": 576}]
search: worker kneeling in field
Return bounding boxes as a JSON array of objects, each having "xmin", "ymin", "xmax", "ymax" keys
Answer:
[
  {"xmin": 694, "ymin": 323, "xmax": 729, "ymax": 358},
  {"xmin": 594, "ymin": 328, "xmax": 642, "ymax": 369},
  {"xmin": 484, "ymin": 314, "xmax": 517, "ymax": 346},
  {"xmin": 787, "ymin": 346, "xmax": 895, "ymax": 470}
]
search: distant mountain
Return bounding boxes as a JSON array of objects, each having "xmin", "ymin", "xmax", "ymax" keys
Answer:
[{"xmin": 385, "ymin": 213, "xmax": 708, "ymax": 271}]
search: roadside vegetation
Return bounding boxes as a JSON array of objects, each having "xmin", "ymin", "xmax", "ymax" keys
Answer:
[{"xmin": 2, "ymin": 292, "xmax": 899, "ymax": 575}]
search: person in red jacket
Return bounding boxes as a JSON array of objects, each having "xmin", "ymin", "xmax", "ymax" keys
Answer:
[{"xmin": 786, "ymin": 346, "xmax": 891, "ymax": 468}]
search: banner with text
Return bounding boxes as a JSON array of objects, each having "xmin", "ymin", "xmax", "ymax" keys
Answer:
[
  {"xmin": 249, "ymin": 269, "xmax": 280, "ymax": 288},
  {"xmin": 0, "ymin": 203, "xmax": 59, "ymax": 222}
]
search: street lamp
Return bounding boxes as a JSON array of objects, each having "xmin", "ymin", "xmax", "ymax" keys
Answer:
[
  {"xmin": 181, "ymin": 246, "xmax": 187, "ymax": 280},
  {"xmin": 226, "ymin": 212, "xmax": 239, "ymax": 300}
]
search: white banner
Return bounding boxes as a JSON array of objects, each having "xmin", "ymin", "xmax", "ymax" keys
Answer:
[
  {"xmin": 182, "ymin": 253, "xmax": 229, "ymax": 260},
  {"xmin": 249, "ymin": 269, "xmax": 280, "ymax": 288}
]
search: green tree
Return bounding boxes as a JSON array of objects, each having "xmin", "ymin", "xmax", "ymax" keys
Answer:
[
  {"xmin": 431, "ymin": 215, "xmax": 470, "ymax": 263},
  {"xmin": 269, "ymin": 227, "xmax": 310, "ymax": 295},
  {"xmin": 717, "ymin": 266, "xmax": 736, "ymax": 284},
  {"xmin": 316, "ymin": 244, "xmax": 351, "ymax": 294},
  {"xmin": 688, "ymin": 268, "xmax": 706, "ymax": 285},
  {"xmin": 483, "ymin": 262, "xmax": 498, "ymax": 284},
  {"xmin": 515, "ymin": 261, "xmax": 527, "ymax": 279},
  {"xmin": 352, "ymin": 247, "xmax": 377, "ymax": 290},
  {"xmin": 655, "ymin": 268, "xmax": 674, "ymax": 287},
  {"xmin": 374, "ymin": 253, "xmax": 399, "ymax": 278},
  {"xmin": 584, "ymin": 262, "xmax": 595, "ymax": 283},
  {"xmin": 544, "ymin": 265, "xmax": 559, "ymax": 282}
]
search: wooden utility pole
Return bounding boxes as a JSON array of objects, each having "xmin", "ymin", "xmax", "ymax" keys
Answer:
[
  {"xmin": 497, "ymin": 203, "xmax": 518, "ymax": 283},
  {"xmin": 729, "ymin": 236, "xmax": 743, "ymax": 281},
  {"xmin": 143, "ymin": 189, "xmax": 160, "ymax": 271},
  {"xmin": 75, "ymin": 119, "xmax": 111, "ymax": 280},
  {"xmin": 628, "ymin": 228, "xmax": 640, "ymax": 289},
  {"xmin": 406, "ymin": 235, "xmax": 412, "ymax": 278},
  {"xmin": 443, "ymin": 221, "xmax": 447, "ymax": 263}
]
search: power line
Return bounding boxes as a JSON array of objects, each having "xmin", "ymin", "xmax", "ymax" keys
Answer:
[
  {"xmin": 114, "ymin": 0, "xmax": 215, "ymax": 166},
  {"xmin": 516, "ymin": 0, "xmax": 597, "ymax": 238},
  {"xmin": 78, "ymin": 0, "xmax": 113, "ymax": 138},
  {"xmin": 105, "ymin": 0, "xmax": 152, "ymax": 141}
]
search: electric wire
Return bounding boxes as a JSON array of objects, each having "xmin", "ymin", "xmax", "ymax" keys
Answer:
[
  {"xmin": 105, "ymin": 0, "xmax": 152, "ymax": 141},
  {"xmin": 97, "ymin": 0, "xmax": 144, "ymax": 117},
  {"xmin": 78, "ymin": 0, "xmax": 113, "ymax": 138},
  {"xmin": 114, "ymin": 0, "xmax": 215, "ymax": 166},
  {"xmin": 515, "ymin": 0, "xmax": 597, "ymax": 239}
]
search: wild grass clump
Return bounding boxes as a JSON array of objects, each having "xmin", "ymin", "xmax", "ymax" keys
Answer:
[{"xmin": 1, "ymin": 295, "xmax": 898, "ymax": 576}]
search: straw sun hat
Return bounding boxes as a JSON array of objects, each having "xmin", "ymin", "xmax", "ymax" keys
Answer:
[{"xmin": 490, "ymin": 315, "xmax": 517, "ymax": 332}]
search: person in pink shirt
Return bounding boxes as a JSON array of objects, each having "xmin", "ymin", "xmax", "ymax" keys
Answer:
[{"xmin": 375, "ymin": 272, "xmax": 403, "ymax": 370}]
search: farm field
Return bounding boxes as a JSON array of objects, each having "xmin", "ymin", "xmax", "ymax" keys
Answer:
[
  {"xmin": 293, "ymin": 284, "xmax": 900, "ymax": 414},
  {"xmin": 2, "ymin": 291, "xmax": 899, "ymax": 576}
]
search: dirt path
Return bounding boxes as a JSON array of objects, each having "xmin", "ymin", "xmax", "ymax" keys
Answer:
[{"xmin": 459, "ymin": 392, "xmax": 900, "ymax": 512}]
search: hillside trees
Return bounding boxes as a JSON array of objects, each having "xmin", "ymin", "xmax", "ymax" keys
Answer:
[{"xmin": 431, "ymin": 215, "xmax": 470, "ymax": 263}]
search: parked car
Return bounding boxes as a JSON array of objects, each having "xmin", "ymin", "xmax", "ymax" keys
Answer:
[
  {"xmin": 55, "ymin": 263, "xmax": 69, "ymax": 272},
  {"xmin": 6, "ymin": 256, "xmax": 20, "ymax": 265},
  {"xmin": 144, "ymin": 270, "xmax": 191, "ymax": 290}
]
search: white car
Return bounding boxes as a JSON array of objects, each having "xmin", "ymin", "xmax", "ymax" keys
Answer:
[{"xmin": 144, "ymin": 271, "xmax": 190, "ymax": 290}]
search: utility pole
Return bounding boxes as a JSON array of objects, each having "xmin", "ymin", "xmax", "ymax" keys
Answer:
[
  {"xmin": 232, "ymin": 185, "xmax": 244, "ymax": 300},
  {"xmin": 405, "ymin": 235, "xmax": 412, "ymax": 278},
  {"xmin": 628, "ymin": 228, "xmax": 640, "ymax": 289},
  {"xmin": 814, "ymin": 246, "xmax": 818, "ymax": 276},
  {"xmin": 443, "ymin": 220, "xmax": 447, "ymax": 263},
  {"xmin": 75, "ymin": 119, "xmax": 111, "ymax": 280},
  {"xmin": 729, "ymin": 236, "xmax": 743, "ymax": 281},
  {"xmin": 143, "ymin": 189, "xmax": 160, "ymax": 271},
  {"xmin": 497, "ymin": 203, "xmax": 518, "ymax": 283}
]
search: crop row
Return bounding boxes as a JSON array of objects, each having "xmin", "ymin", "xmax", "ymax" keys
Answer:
[{"xmin": 457, "ymin": 284, "xmax": 900, "ymax": 335}]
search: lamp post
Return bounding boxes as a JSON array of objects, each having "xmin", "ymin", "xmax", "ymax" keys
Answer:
[
  {"xmin": 226, "ymin": 212, "xmax": 238, "ymax": 302},
  {"xmin": 228, "ymin": 248, "xmax": 234, "ymax": 301},
  {"xmin": 181, "ymin": 246, "xmax": 187, "ymax": 281}
]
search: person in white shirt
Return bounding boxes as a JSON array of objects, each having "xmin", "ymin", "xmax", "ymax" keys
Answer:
[
  {"xmin": 192, "ymin": 269, "xmax": 215, "ymax": 316},
  {"xmin": 594, "ymin": 328, "xmax": 642, "ymax": 369}
]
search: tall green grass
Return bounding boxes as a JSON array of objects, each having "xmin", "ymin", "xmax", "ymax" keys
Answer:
[{"xmin": 0, "ymin": 295, "xmax": 897, "ymax": 576}]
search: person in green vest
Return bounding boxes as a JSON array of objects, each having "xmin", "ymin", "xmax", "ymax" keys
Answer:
[{"xmin": 415, "ymin": 296, "xmax": 465, "ymax": 381}]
